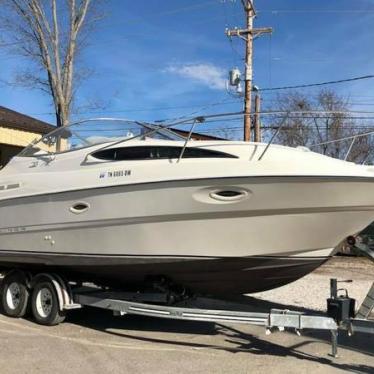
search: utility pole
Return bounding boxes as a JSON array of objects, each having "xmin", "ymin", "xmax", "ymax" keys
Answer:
[
  {"xmin": 253, "ymin": 92, "xmax": 261, "ymax": 142},
  {"xmin": 226, "ymin": 0, "xmax": 272, "ymax": 141}
]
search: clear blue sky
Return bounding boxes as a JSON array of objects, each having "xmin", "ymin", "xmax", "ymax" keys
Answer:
[{"xmin": 1, "ymin": 0, "xmax": 374, "ymax": 126}]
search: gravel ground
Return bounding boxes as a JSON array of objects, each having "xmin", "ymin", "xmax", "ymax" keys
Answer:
[
  {"xmin": 251, "ymin": 257, "xmax": 374, "ymax": 313},
  {"xmin": 0, "ymin": 256, "xmax": 372, "ymax": 374}
]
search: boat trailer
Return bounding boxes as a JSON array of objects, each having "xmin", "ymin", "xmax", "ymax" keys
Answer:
[
  {"xmin": 72, "ymin": 273, "xmax": 373, "ymax": 358},
  {"xmin": 72, "ymin": 240, "xmax": 374, "ymax": 358},
  {"xmin": 1, "ymin": 242, "xmax": 373, "ymax": 357}
]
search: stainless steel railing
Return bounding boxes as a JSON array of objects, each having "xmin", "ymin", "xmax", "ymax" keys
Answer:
[{"xmin": 309, "ymin": 130, "xmax": 374, "ymax": 164}]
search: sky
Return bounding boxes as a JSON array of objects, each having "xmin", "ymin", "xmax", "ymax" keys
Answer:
[{"xmin": 1, "ymin": 0, "xmax": 374, "ymax": 133}]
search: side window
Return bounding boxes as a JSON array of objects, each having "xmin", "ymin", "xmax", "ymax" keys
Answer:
[
  {"xmin": 92, "ymin": 146, "xmax": 237, "ymax": 161},
  {"xmin": 182, "ymin": 148, "xmax": 231, "ymax": 158}
]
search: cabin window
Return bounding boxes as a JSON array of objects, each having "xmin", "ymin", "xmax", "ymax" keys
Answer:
[{"xmin": 92, "ymin": 146, "xmax": 237, "ymax": 161}]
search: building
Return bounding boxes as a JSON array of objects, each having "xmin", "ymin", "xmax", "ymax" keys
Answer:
[{"xmin": 0, "ymin": 106, "xmax": 55, "ymax": 167}]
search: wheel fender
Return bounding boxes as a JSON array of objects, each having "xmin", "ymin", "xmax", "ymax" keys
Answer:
[
  {"xmin": 51, "ymin": 273, "xmax": 74, "ymax": 309},
  {"xmin": 30, "ymin": 274, "xmax": 65, "ymax": 311},
  {"xmin": 3, "ymin": 269, "xmax": 31, "ymax": 288}
]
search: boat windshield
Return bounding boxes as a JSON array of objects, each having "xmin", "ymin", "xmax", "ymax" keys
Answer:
[{"xmin": 18, "ymin": 119, "xmax": 186, "ymax": 157}]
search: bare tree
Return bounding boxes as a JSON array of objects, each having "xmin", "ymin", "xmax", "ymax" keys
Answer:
[
  {"xmin": 274, "ymin": 91, "xmax": 315, "ymax": 148},
  {"xmin": 271, "ymin": 89, "xmax": 373, "ymax": 163},
  {"xmin": 0, "ymin": 0, "xmax": 100, "ymax": 127}
]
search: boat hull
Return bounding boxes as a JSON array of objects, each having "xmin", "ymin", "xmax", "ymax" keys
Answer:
[
  {"xmin": 0, "ymin": 251, "xmax": 326, "ymax": 295},
  {"xmin": 0, "ymin": 175, "xmax": 373, "ymax": 294},
  {"xmin": 0, "ymin": 176, "xmax": 374, "ymax": 255}
]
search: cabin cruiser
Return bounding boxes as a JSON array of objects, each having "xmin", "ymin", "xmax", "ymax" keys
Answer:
[{"xmin": 0, "ymin": 118, "xmax": 374, "ymax": 296}]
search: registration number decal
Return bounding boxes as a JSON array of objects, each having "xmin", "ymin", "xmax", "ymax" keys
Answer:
[{"xmin": 99, "ymin": 170, "xmax": 131, "ymax": 179}]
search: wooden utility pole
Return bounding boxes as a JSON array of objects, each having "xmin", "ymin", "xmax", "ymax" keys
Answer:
[
  {"xmin": 225, "ymin": 1, "xmax": 272, "ymax": 141},
  {"xmin": 243, "ymin": 3, "xmax": 254, "ymax": 142},
  {"xmin": 253, "ymin": 93, "xmax": 261, "ymax": 142}
]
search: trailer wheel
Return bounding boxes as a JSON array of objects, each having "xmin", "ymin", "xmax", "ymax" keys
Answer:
[
  {"xmin": 1, "ymin": 272, "xmax": 29, "ymax": 318},
  {"xmin": 31, "ymin": 281, "xmax": 65, "ymax": 325}
]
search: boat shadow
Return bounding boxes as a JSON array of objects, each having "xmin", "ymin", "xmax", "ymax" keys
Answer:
[{"xmin": 65, "ymin": 294, "xmax": 373, "ymax": 372}]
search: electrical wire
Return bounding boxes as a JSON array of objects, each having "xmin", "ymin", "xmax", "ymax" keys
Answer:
[
  {"xmin": 221, "ymin": 0, "xmax": 244, "ymax": 64},
  {"xmin": 28, "ymin": 99, "xmax": 242, "ymax": 117},
  {"xmin": 159, "ymin": 97, "xmax": 242, "ymax": 124},
  {"xmin": 267, "ymin": 33, "xmax": 273, "ymax": 87},
  {"xmin": 262, "ymin": 9, "xmax": 374, "ymax": 14},
  {"xmin": 167, "ymin": 110, "xmax": 374, "ymax": 127},
  {"xmin": 259, "ymin": 75, "xmax": 374, "ymax": 92}
]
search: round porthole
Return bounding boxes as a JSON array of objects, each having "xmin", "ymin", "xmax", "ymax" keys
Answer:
[
  {"xmin": 210, "ymin": 189, "xmax": 248, "ymax": 202},
  {"xmin": 69, "ymin": 202, "xmax": 90, "ymax": 214}
]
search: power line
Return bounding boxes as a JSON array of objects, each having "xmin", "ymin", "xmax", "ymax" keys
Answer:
[
  {"xmin": 158, "ymin": 97, "xmax": 242, "ymax": 124},
  {"xmin": 221, "ymin": 0, "xmax": 243, "ymax": 65},
  {"xmin": 265, "ymin": 98, "xmax": 374, "ymax": 105},
  {"xmin": 177, "ymin": 124, "xmax": 374, "ymax": 137},
  {"xmin": 262, "ymin": 9, "xmax": 374, "ymax": 14},
  {"xmin": 28, "ymin": 99, "xmax": 241, "ymax": 117},
  {"xmin": 192, "ymin": 126, "xmax": 374, "ymax": 133},
  {"xmin": 171, "ymin": 110, "xmax": 374, "ymax": 128},
  {"xmin": 340, "ymin": 102, "xmax": 374, "ymax": 106},
  {"xmin": 259, "ymin": 75, "xmax": 374, "ymax": 92},
  {"xmin": 29, "ymin": 101, "xmax": 374, "ymax": 119},
  {"xmin": 170, "ymin": 110, "xmax": 374, "ymax": 127},
  {"xmin": 172, "ymin": 117, "xmax": 374, "ymax": 129}
]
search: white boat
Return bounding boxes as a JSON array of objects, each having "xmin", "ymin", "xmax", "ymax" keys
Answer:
[{"xmin": 0, "ymin": 118, "xmax": 373, "ymax": 296}]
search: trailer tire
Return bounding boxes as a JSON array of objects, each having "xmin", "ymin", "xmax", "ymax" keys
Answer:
[
  {"xmin": 1, "ymin": 271, "xmax": 30, "ymax": 318},
  {"xmin": 31, "ymin": 281, "xmax": 65, "ymax": 325}
]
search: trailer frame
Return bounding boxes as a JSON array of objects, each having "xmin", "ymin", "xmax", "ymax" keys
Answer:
[{"xmin": 1, "ymin": 242, "xmax": 373, "ymax": 358}]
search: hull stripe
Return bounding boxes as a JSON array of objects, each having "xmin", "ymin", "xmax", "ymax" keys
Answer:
[
  {"xmin": 1, "ymin": 174, "xmax": 374, "ymax": 203},
  {"xmin": 0, "ymin": 205, "xmax": 373, "ymax": 235}
]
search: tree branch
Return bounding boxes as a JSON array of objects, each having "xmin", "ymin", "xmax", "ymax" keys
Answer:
[{"xmin": 0, "ymin": 0, "xmax": 100, "ymax": 127}]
